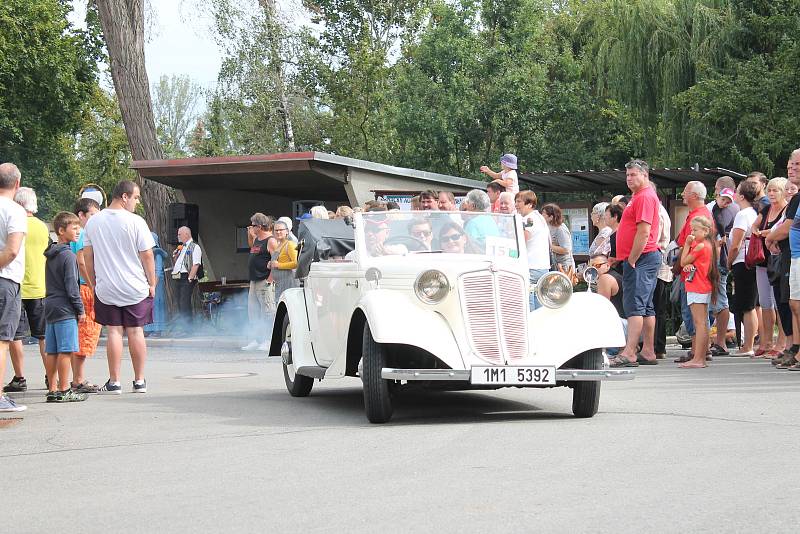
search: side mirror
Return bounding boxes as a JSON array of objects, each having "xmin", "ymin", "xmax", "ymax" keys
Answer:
[
  {"xmin": 365, "ymin": 267, "xmax": 382, "ymax": 284},
  {"xmin": 583, "ymin": 266, "xmax": 599, "ymax": 287}
]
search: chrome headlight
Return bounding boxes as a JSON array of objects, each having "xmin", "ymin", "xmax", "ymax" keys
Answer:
[
  {"xmin": 535, "ymin": 271, "xmax": 573, "ymax": 308},
  {"xmin": 414, "ymin": 270, "xmax": 450, "ymax": 304}
]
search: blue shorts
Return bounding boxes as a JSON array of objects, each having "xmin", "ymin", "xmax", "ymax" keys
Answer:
[
  {"xmin": 709, "ymin": 265, "xmax": 729, "ymax": 314},
  {"xmin": 45, "ymin": 318, "xmax": 79, "ymax": 354},
  {"xmin": 622, "ymin": 250, "xmax": 662, "ymax": 318}
]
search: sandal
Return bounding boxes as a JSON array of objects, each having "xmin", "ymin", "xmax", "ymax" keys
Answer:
[
  {"xmin": 608, "ymin": 356, "xmax": 639, "ymax": 368},
  {"xmin": 787, "ymin": 362, "xmax": 800, "ymax": 371},
  {"xmin": 636, "ymin": 354, "xmax": 658, "ymax": 365}
]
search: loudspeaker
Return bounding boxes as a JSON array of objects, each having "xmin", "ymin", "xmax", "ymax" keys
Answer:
[
  {"xmin": 168, "ymin": 203, "xmax": 199, "ymax": 245},
  {"xmin": 292, "ymin": 200, "xmax": 326, "ymax": 219}
]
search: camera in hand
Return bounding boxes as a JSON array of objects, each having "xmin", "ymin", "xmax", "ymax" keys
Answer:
[{"xmin": 686, "ymin": 265, "xmax": 697, "ymax": 282}]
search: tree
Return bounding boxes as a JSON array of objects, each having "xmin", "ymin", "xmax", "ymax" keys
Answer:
[
  {"xmin": 152, "ymin": 74, "xmax": 203, "ymax": 157},
  {"xmin": 94, "ymin": 0, "xmax": 177, "ymax": 244},
  {"xmin": 210, "ymin": 0, "xmax": 310, "ymax": 153},
  {"xmin": 0, "ymin": 0, "xmax": 100, "ymax": 216}
]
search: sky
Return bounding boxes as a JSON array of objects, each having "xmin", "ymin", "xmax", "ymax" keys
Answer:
[{"xmin": 70, "ymin": 0, "xmax": 223, "ymax": 92}]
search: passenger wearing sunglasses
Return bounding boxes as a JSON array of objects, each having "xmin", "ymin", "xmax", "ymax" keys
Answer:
[
  {"xmin": 407, "ymin": 219, "xmax": 434, "ymax": 251},
  {"xmin": 438, "ymin": 222, "xmax": 470, "ymax": 254},
  {"xmin": 590, "ymin": 255, "xmax": 625, "ymax": 319}
]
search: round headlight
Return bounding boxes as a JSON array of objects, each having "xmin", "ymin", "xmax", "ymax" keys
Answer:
[
  {"xmin": 414, "ymin": 270, "xmax": 450, "ymax": 304},
  {"xmin": 535, "ymin": 271, "xmax": 573, "ymax": 308}
]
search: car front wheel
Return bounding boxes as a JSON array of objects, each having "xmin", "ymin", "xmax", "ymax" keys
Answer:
[
  {"xmin": 281, "ymin": 315, "xmax": 313, "ymax": 397},
  {"xmin": 361, "ymin": 322, "xmax": 393, "ymax": 423},
  {"xmin": 571, "ymin": 348, "xmax": 602, "ymax": 418}
]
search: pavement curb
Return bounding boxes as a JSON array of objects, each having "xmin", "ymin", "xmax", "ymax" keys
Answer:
[
  {"xmin": 95, "ymin": 335, "xmax": 681, "ymax": 351},
  {"xmin": 97, "ymin": 337, "xmax": 246, "ymax": 350}
]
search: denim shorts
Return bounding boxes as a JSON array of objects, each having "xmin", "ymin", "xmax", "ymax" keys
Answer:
[
  {"xmin": 687, "ymin": 291, "xmax": 711, "ymax": 305},
  {"xmin": 709, "ymin": 266, "xmax": 729, "ymax": 314},
  {"xmin": 45, "ymin": 318, "xmax": 79, "ymax": 354},
  {"xmin": 622, "ymin": 250, "xmax": 662, "ymax": 318}
]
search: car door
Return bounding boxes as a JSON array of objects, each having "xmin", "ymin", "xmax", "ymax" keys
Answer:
[{"xmin": 304, "ymin": 262, "xmax": 363, "ymax": 367}]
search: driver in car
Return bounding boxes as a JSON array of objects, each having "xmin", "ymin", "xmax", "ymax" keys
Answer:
[
  {"xmin": 365, "ymin": 216, "xmax": 408, "ymax": 256},
  {"xmin": 408, "ymin": 218, "xmax": 434, "ymax": 251}
]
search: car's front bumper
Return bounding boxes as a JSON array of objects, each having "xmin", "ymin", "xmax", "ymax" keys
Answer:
[{"xmin": 381, "ymin": 368, "xmax": 635, "ymax": 382}]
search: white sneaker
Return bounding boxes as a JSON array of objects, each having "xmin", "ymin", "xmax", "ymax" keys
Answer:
[
  {"xmin": 0, "ymin": 395, "xmax": 26, "ymax": 412},
  {"xmin": 241, "ymin": 340, "xmax": 259, "ymax": 351},
  {"xmin": 257, "ymin": 341, "xmax": 269, "ymax": 352}
]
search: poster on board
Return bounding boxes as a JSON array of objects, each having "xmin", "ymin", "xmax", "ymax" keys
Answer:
[
  {"xmin": 563, "ymin": 207, "xmax": 590, "ymax": 255},
  {"xmin": 378, "ymin": 193, "xmax": 466, "ymax": 211}
]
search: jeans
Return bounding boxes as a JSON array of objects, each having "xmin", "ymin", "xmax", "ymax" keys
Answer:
[{"xmin": 529, "ymin": 268, "xmax": 550, "ymax": 311}]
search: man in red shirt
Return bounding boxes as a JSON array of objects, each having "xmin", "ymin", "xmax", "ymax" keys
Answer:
[
  {"xmin": 610, "ymin": 159, "xmax": 663, "ymax": 367},
  {"xmin": 674, "ymin": 181, "xmax": 713, "ymax": 362}
]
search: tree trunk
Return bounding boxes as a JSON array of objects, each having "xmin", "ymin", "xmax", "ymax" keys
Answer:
[
  {"xmin": 95, "ymin": 0, "xmax": 177, "ymax": 244},
  {"xmin": 259, "ymin": 0, "xmax": 295, "ymax": 151}
]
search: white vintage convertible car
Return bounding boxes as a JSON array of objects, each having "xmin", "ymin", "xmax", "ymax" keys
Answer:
[{"xmin": 269, "ymin": 211, "xmax": 632, "ymax": 423}]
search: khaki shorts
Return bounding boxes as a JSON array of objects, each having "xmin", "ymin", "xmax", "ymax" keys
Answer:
[{"xmin": 789, "ymin": 258, "xmax": 800, "ymax": 301}]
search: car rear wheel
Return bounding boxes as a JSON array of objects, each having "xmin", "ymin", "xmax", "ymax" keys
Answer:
[
  {"xmin": 362, "ymin": 322, "xmax": 393, "ymax": 423},
  {"xmin": 281, "ymin": 315, "xmax": 313, "ymax": 397},
  {"xmin": 572, "ymin": 349, "xmax": 602, "ymax": 418}
]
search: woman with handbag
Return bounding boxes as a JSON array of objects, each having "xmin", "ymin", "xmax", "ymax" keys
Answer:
[
  {"xmin": 750, "ymin": 177, "xmax": 788, "ymax": 357},
  {"xmin": 728, "ymin": 181, "xmax": 761, "ymax": 356}
]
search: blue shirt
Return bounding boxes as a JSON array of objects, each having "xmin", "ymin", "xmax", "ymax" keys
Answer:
[
  {"xmin": 787, "ymin": 203, "xmax": 800, "ymax": 259},
  {"xmin": 464, "ymin": 214, "xmax": 500, "ymax": 250},
  {"xmin": 70, "ymin": 230, "xmax": 86, "ymax": 285}
]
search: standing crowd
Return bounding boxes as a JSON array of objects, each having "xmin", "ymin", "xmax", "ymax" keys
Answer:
[
  {"xmin": 5, "ymin": 150, "xmax": 800, "ymax": 412},
  {"xmin": 1, "ymin": 166, "xmax": 159, "ymax": 412}
]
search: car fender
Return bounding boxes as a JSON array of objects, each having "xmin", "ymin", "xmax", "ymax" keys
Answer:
[
  {"xmin": 357, "ymin": 289, "xmax": 466, "ymax": 370},
  {"xmin": 269, "ymin": 288, "xmax": 318, "ymax": 369},
  {"xmin": 528, "ymin": 292, "xmax": 625, "ymax": 365}
]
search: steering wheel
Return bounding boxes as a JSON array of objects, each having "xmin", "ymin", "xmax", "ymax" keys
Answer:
[{"xmin": 384, "ymin": 235, "xmax": 429, "ymax": 252}]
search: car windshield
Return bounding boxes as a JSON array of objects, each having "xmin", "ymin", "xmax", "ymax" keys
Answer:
[{"xmin": 361, "ymin": 211, "xmax": 519, "ymax": 259}]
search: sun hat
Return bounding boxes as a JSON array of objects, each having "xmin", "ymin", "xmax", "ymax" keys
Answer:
[
  {"xmin": 500, "ymin": 153, "xmax": 518, "ymax": 170},
  {"xmin": 720, "ymin": 188, "xmax": 735, "ymax": 201}
]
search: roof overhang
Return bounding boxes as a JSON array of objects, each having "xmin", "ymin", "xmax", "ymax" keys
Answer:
[
  {"xmin": 519, "ymin": 167, "xmax": 746, "ymax": 192},
  {"xmin": 131, "ymin": 151, "xmax": 486, "ymax": 198}
]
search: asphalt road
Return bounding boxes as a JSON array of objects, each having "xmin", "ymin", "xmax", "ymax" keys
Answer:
[{"xmin": 3, "ymin": 343, "xmax": 798, "ymax": 533}]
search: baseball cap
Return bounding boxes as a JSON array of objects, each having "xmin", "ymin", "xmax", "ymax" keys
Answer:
[{"xmin": 719, "ymin": 188, "xmax": 735, "ymax": 201}]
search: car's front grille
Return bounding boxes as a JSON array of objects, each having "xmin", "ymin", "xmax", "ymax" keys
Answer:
[{"xmin": 460, "ymin": 270, "xmax": 529, "ymax": 364}]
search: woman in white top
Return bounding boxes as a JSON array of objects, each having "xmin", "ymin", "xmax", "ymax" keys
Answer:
[
  {"xmin": 727, "ymin": 180, "xmax": 760, "ymax": 356},
  {"xmin": 480, "ymin": 153, "xmax": 519, "ymax": 196},
  {"xmin": 515, "ymin": 191, "xmax": 550, "ymax": 310},
  {"xmin": 588, "ymin": 202, "xmax": 612, "ymax": 257}
]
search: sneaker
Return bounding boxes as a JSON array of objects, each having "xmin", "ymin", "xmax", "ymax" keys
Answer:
[
  {"xmin": 46, "ymin": 391, "xmax": 58, "ymax": 402},
  {"xmin": 71, "ymin": 381, "xmax": 100, "ymax": 394},
  {"xmin": 241, "ymin": 340, "xmax": 259, "ymax": 351},
  {"xmin": 256, "ymin": 341, "xmax": 269, "ymax": 351},
  {"xmin": 709, "ymin": 343, "xmax": 729, "ymax": 357},
  {"xmin": 52, "ymin": 390, "xmax": 87, "ymax": 403},
  {"xmin": 0, "ymin": 395, "xmax": 26, "ymax": 412},
  {"xmin": 132, "ymin": 380, "xmax": 147, "ymax": 393},
  {"xmin": 3, "ymin": 376, "xmax": 27, "ymax": 393},
  {"xmin": 97, "ymin": 380, "xmax": 122, "ymax": 395}
]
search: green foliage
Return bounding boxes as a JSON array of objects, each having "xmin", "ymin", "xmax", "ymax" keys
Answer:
[
  {"xmin": 0, "ymin": 0, "xmax": 101, "ymax": 218},
  {"xmin": 152, "ymin": 74, "xmax": 203, "ymax": 157}
]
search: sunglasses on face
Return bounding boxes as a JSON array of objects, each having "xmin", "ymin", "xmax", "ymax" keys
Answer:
[
  {"xmin": 440, "ymin": 233, "xmax": 463, "ymax": 243},
  {"xmin": 411, "ymin": 230, "xmax": 432, "ymax": 238},
  {"xmin": 591, "ymin": 262, "xmax": 607, "ymax": 268}
]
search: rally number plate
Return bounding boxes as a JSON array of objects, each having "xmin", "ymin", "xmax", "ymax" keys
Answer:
[{"xmin": 471, "ymin": 366, "xmax": 556, "ymax": 386}]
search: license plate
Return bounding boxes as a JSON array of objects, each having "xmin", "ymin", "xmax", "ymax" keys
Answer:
[{"xmin": 471, "ymin": 366, "xmax": 556, "ymax": 385}]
